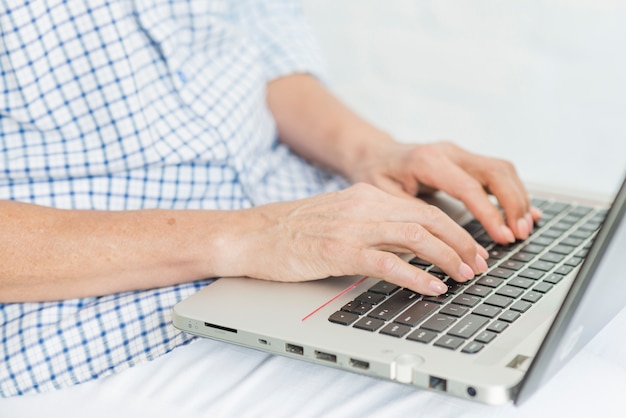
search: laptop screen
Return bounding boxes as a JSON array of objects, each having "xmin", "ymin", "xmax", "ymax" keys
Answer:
[{"xmin": 515, "ymin": 172, "xmax": 626, "ymax": 404}]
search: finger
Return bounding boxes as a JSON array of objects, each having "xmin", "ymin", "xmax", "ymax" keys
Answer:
[
  {"xmin": 355, "ymin": 192, "xmax": 488, "ymax": 272},
  {"xmin": 423, "ymin": 160, "xmax": 516, "ymax": 244},
  {"xmin": 357, "ymin": 249, "xmax": 449, "ymax": 296},
  {"xmin": 367, "ymin": 219, "xmax": 488, "ymax": 279},
  {"xmin": 470, "ymin": 157, "xmax": 534, "ymax": 240}
]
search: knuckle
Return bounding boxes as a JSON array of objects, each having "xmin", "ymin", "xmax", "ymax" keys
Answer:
[
  {"xmin": 488, "ymin": 158, "xmax": 516, "ymax": 178},
  {"xmin": 404, "ymin": 223, "xmax": 427, "ymax": 244},
  {"xmin": 370, "ymin": 252, "xmax": 398, "ymax": 277},
  {"xmin": 422, "ymin": 204, "xmax": 446, "ymax": 222}
]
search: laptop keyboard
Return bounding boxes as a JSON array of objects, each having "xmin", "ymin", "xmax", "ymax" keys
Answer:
[{"xmin": 328, "ymin": 198, "xmax": 607, "ymax": 354}]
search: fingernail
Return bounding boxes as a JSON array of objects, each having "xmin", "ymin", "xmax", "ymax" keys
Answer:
[
  {"xmin": 517, "ymin": 218, "xmax": 529, "ymax": 239},
  {"xmin": 459, "ymin": 263, "xmax": 475, "ymax": 281},
  {"xmin": 429, "ymin": 280, "xmax": 447, "ymax": 295},
  {"xmin": 531, "ymin": 206, "xmax": 543, "ymax": 220},
  {"xmin": 500, "ymin": 225, "xmax": 516, "ymax": 243},
  {"xmin": 475, "ymin": 254, "xmax": 488, "ymax": 273}
]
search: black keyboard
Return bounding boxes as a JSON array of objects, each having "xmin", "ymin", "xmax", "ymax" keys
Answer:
[{"xmin": 328, "ymin": 198, "xmax": 607, "ymax": 354}]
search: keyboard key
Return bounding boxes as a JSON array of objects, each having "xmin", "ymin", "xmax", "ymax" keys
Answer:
[
  {"xmin": 328, "ymin": 311, "xmax": 359, "ymax": 326},
  {"xmin": 518, "ymin": 268, "xmax": 545, "ymax": 280},
  {"xmin": 410, "ymin": 257, "xmax": 431, "ymax": 267},
  {"xmin": 486, "ymin": 320, "xmax": 509, "ymax": 333},
  {"xmin": 499, "ymin": 310, "xmax": 521, "ymax": 323},
  {"xmin": 551, "ymin": 244, "xmax": 575, "ymax": 255},
  {"xmin": 355, "ymin": 292, "xmax": 385, "ymax": 305},
  {"xmin": 443, "ymin": 278, "xmax": 465, "ymax": 294},
  {"xmin": 540, "ymin": 252, "xmax": 565, "ymax": 263},
  {"xmin": 530, "ymin": 260, "xmax": 556, "ymax": 272},
  {"xmin": 510, "ymin": 300, "xmax": 532, "ymax": 312},
  {"xmin": 488, "ymin": 247, "xmax": 508, "ymax": 259},
  {"xmin": 452, "ymin": 294, "xmax": 481, "ymax": 307},
  {"xmin": 368, "ymin": 281, "xmax": 401, "ymax": 295},
  {"xmin": 580, "ymin": 221, "xmax": 601, "ymax": 231},
  {"xmin": 462, "ymin": 341, "xmax": 485, "ymax": 354},
  {"xmin": 511, "ymin": 251, "xmax": 535, "ymax": 262},
  {"xmin": 531, "ymin": 236, "xmax": 554, "ymax": 246},
  {"xmin": 473, "ymin": 304, "xmax": 502, "ymax": 319},
  {"xmin": 509, "ymin": 277, "xmax": 535, "ymax": 289},
  {"xmin": 352, "ymin": 303, "xmax": 374, "ymax": 315},
  {"xmin": 447, "ymin": 314, "xmax": 489, "ymax": 339},
  {"xmin": 464, "ymin": 285, "xmax": 492, "ymax": 298},
  {"xmin": 522, "ymin": 291, "xmax": 543, "ymax": 303},
  {"xmin": 407, "ymin": 328, "xmax": 437, "ymax": 344},
  {"xmin": 421, "ymin": 314, "xmax": 456, "ymax": 333},
  {"xmin": 395, "ymin": 301, "xmax": 439, "ymax": 327},
  {"xmin": 353, "ymin": 317, "xmax": 385, "ymax": 332},
  {"xmin": 555, "ymin": 265, "xmax": 574, "ymax": 275},
  {"xmin": 380, "ymin": 323, "xmax": 411, "ymax": 338},
  {"xmin": 543, "ymin": 202, "xmax": 571, "ymax": 214},
  {"xmin": 570, "ymin": 206, "xmax": 593, "ymax": 217},
  {"xmin": 542, "ymin": 228, "xmax": 562, "ymax": 239},
  {"xmin": 570, "ymin": 229, "xmax": 594, "ymax": 239},
  {"xmin": 519, "ymin": 243, "xmax": 545, "ymax": 254},
  {"xmin": 423, "ymin": 293, "xmax": 454, "ymax": 304},
  {"xmin": 544, "ymin": 274, "xmax": 565, "ymax": 284},
  {"xmin": 475, "ymin": 331, "xmax": 497, "ymax": 344},
  {"xmin": 496, "ymin": 285, "xmax": 524, "ymax": 299},
  {"xmin": 476, "ymin": 276, "xmax": 504, "ymax": 288},
  {"xmin": 439, "ymin": 304, "xmax": 469, "ymax": 318},
  {"xmin": 530, "ymin": 197, "xmax": 549, "ymax": 209},
  {"xmin": 565, "ymin": 257, "xmax": 583, "ymax": 267},
  {"xmin": 533, "ymin": 282, "xmax": 553, "ymax": 294},
  {"xmin": 368, "ymin": 290, "xmax": 420, "ymax": 320},
  {"xmin": 490, "ymin": 267, "xmax": 515, "ymax": 279},
  {"xmin": 561, "ymin": 237, "xmax": 584, "ymax": 247},
  {"xmin": 484, "ymin": 295, "xmax": 514, "ymax": 309},
  {"xmin": 341, "ymin": 300, "xmax": 360, "ymax": 313},
  {"xmin": 499, "ymin": 260, "xmax": 525, "ymax": 271},
  {"xmin": 434, "ymin": 335, "xmax": 465, "ymax": 350}
]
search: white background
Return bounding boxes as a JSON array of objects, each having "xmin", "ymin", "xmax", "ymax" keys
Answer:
[{"xmin": 303, "ymin": 0, "xmax": 626, "ymax": 196}]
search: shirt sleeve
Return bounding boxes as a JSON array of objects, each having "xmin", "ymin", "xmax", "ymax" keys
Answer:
[{"xmin": 232, "ymin": 0, "xmax": 327, "ymax": 82}]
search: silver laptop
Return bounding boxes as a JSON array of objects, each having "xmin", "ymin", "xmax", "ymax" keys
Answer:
[{"xmin": 173, "ymin": 173, "xmax": 626, "ymax": 405}]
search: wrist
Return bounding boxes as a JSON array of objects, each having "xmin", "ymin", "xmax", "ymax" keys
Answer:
[{"xmin": 335, "ymin": 125, "xmax": 396, "ymax": 183}]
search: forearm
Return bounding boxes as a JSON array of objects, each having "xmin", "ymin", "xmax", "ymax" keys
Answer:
[
  {"xmin": 266, "ymin": 74, "xmax": 394, "ymax": 181},
  {"xmin": 0, "ymin": 201, "xmax": 252, "ymax": 302}
]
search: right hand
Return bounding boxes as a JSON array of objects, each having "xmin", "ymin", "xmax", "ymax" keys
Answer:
[{"xmin": 226, "ymin": 183, "xmax": 489, "ymax": 296}]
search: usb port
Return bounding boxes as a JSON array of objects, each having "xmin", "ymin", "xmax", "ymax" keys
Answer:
[
  {"xmin": 285, "ymin": 343, "xmax": 304, "ymax": 355},
  {"xmin": 314, "ymin": 350, "xmax": 337, "ymax": 363},
  {"xmin": 349, "ymin": 358, "xmax": 370, "ymax": 370},
  {"xmin": 429, "ymin": 376, "xmax": 447, "ymax": 392}
]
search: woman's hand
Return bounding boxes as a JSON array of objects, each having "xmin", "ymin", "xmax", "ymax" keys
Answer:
[
  {"xmin": 348, "ymin": 140, "xmax": 542, "ymax": 244},
  {"xmin": 226, "ymin": 183, "xmax": 489, "ymax": 296},
  {"xmin": 267, "ymin": 75, "xmax": 540, "ymax": 245}
]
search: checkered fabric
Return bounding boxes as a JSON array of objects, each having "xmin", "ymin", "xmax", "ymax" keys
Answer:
[{"xmin": 0, "ymin": 0, "xmax": 348, "ymax": 397}]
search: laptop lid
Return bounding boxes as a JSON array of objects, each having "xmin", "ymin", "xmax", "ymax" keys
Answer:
[{"xmin": 514, "ymin": 172, "xmax": 626, "ymax": 404}]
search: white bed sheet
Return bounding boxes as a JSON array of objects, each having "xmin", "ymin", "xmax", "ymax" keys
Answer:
[{"xmin": 1, "ymin": 306, "xmax": 625, "ymax": 418}]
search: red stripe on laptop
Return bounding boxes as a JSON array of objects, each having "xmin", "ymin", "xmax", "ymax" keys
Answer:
[{"xmin": 301, "ymin": 276, "xmax": 368, "ymax": 322}]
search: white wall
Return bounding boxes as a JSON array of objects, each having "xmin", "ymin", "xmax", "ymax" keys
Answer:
[{"xmin": 302, "ymin": 0, "xmax": 626, "ymax": 197}]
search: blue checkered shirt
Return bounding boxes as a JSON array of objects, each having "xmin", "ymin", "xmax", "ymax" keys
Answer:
[{"xmin": 0, "ymin": 0, "xmax": 348, "ymax": 397}]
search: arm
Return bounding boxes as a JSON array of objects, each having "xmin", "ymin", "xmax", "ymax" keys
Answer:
[
  {"xmin": 0, "ymin": 185, "xmax": 488, "ymax": 303},
  {"xmin": 0, "ymin": 201, "xmax": 247, "ymax": 302},
  {"xmin": 266, "ymin": 74, "xmax": 541, "ymax": 243}
]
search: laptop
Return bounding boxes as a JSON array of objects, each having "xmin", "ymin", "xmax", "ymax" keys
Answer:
[{"xmin": 172, "ymin": 173, "xmax": 626, "ymax": 405}]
